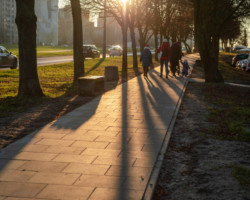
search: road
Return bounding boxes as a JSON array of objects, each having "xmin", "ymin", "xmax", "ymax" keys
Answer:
[
  {"xmin": 0, "ymin": 52, "xmax": 154, "ymax": 70},
  {"xmin": 37, "ymin": 55, "xmax": 73, "ymax": 66}
]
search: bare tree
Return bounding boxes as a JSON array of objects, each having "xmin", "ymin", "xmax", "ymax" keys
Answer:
[
  {"xmin": 193, "ymin": 0, "xmax": 250, "ymax": 83},
  {"xmin": 15, "ymin": 0, "xmax": 44, "ymax": 97}
]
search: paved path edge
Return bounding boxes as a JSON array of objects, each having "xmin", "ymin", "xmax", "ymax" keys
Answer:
[{"xmin": 142, "ymin": 70, "xmax": 193, "ymax": 200}]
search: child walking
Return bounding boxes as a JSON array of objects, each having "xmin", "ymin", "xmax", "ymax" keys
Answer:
[
  {"xmin": 140, "ymin": 44, "xmax": 152, "ymax": 77},
  {"xmin": 181, "ymin": 59, "xmax": 190, "ymax": 77}
]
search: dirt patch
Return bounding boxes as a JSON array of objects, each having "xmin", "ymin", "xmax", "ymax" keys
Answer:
[{"xmin": 153, "ymin": 66, "xmax": 250, "ymax": 199}]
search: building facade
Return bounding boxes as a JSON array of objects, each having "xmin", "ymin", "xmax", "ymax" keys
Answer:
[
  {"xmin": 0, "ymin": 0, "xmax": 59, "ymax": 45},
  {"xmin": 0, "ymin": 0, "xmax": 18, "ymax": 44},
  {"xmin": 36, "ymin": 0, "xmax": 59, "ymax": 46}
]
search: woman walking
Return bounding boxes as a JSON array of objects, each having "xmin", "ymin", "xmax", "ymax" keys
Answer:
[
  {"xmin": 170, "ymin": 42, "xmax": 182, "ymax": 76},
  {"xmin": 140, "ymin": 44, "xmax": 152, "ymax": 78},
  {"xmin": 156, "ymin": 38, "xmax": 171, "ymax": 78}
]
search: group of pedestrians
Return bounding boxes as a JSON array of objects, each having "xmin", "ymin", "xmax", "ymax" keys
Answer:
[{"xmin": 140, "ymin": 39, "xmax": 189, "ymax": 78}]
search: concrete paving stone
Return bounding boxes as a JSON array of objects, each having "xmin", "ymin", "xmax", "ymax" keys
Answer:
[
  {"xmin": 119, "ymin": 151, "xmax": 158, "ymax": 159},
  {"xmin": 20, "ymin": 144, "xmax": 49, "ymax": 153},
  {"xmin": 35, "ymin": 139, "xmax": 74, "ymax": 147},
  {"xmin": 141, "ymin": 144, "xmax": 161, "ymax": 152},
  {"xmin": 38, "ymin": 126, "xmax": 75, "ymax": 134},
  {"xmin": 106, "ymin": 127, "xmax": 137, "ymax": 133},
  {"xmin": 106, "ymin": 165, "xmax": 152, "ymax": 178},
  {"xmin": 0, "ymin": 182, "xmax": 46, "ymax": 198},
  {"xmin": 52, "ymin": 116, "xmax": 87, "ymax": 125},
  {"xmin": 74, "ymin": 174, "xmax": 124, "ymax": 188},
  {"xmin": 14, "ymin": 152, "xmax": 57, "ymax": 161},
  {"xmin": 51, "ymin": 119, "xmax": 86, "ymax": 129},
  {"xmin": 13, "ymin": 137, "xmax": 41, "ymax": 146},
  {"xmin": 18, "ymin": 161, "xmax": 69, "ymax": 173},
  {"xmin": 93, "ymin": 156, "xmax": 136, "ymax": 166},
  {"xmin": 135, "ymin": 128, "xmax": 166, "ymax": 135},
  {"xmin": 0, "ymin": 169, "xmax": 36, "ymax": 182},
  {"xmin": 106, "ymin": 142, "xmax": 143, "ymax": 151},
  {"xmin": 5, "ymin": 198, "xmax": 44, "ymax": 200},
  {"xmin": 78, "ymin": 124, "xmax": 109, "ymax": 131},
  {"xmin": 28, "ymin": 172, "xmax": 80, "ymax": 185},
  {"xmin": 53, "ymin": 154, "xmax": 96, "ymax": 164},
  {"xmin": 88, "ymin": 188, "xmax": 144, "ymax": 200},
  {"xmin": 95, "ymin": 135, "xmax": 131, "ymax": 143},
  {"xmin": 133, "ymin": 157, "xmax": 156, "ymax": 167},
  {"xmin": 72, "ymin": 141, "xmax": 109, "ymax": 149},
  {"xmin": 62, "ymin": 134, "xmax": 98, "ymax": 141},
  {"xmin": 63, "ymin": 163, "xmax": 110, "ymax": 175},
  {"xmin": 95, "ymin": 121, "xmax": 122, "ymax": 128},
  {"xmin": 64, "ymin": 109, "xmax": 97, "ymax": 118},
  {"xmin": 44, "ymin": 146, "xmax": 85, "ymax": 155},
  {"xmin": 122, "ymin": 176, "xmax": 149, "ymax": 190},
  {"xmin": 81, "ymin": 148, "xmax": 121, "ymax": 157},
  {"xmin": 37, "ymin": 185, "xmax": 94, "ymax": 200},
  {"xmin": 114, "ymin": 119, "xmax": 143, "ymax": 124},
  {"xmin": 0, "ymin": 160, "xmax": 26, "ymax": 170},
  {"xmin": 92, "ymin": 117, "xmax": 118, "ymax": 123},
  {"xmin": 128, "ymin": 137, "xmax": 163, "ymax": 145},
  {"xmin": 86, "ymin": 130, "xmax": 119, "ymax": 137},
  {"xmin": 34, "ymin": 132, "xmax": 66, "ymax": 139}
]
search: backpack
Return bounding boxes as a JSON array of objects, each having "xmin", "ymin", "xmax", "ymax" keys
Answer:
[{"xmin": 162, "ymin": 47, "xmax": 169, "ymax": 57}]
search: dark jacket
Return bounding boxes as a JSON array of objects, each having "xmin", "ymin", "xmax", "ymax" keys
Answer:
[
  {"xmin": 170, "ymin": 42, "xmax": 182, "ymax": 62},
  {"xmin": 140, "ymin": 47, "xmax": 152, "ymax": 67}
]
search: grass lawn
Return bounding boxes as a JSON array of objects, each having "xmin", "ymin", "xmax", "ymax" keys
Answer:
[
  {"xmin": 203, "ymin": 55, "xmax": 250, "ymax": 143},
  {"xmin": 1, "ymin": 44, "xmax": 73, "ymax": 58},
  {"xmin": 219, "ymin": 53, "xmax": 250, "ymax": 84},
  {"xmin": 0, "ymin": 56, "xmax": 151, "ymax": 116}
]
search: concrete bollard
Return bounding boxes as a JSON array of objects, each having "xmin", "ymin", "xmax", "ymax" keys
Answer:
[{"xmin": 105, "ymin": 66, "xmax": 119, "ymax": 81}]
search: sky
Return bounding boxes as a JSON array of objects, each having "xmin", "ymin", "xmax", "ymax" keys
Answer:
[
  {"xmin": 58, "ymin": 0, "xmax": 250, "ymax": 45},
  {"xmin": 58, "ymin": 0, "xmax": 67, "ymax": 8}
]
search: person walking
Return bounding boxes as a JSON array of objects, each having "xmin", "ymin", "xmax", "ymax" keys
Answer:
[
  {"xmin": 157, "ymin": 38, "xmax": 171, "ymax": 78},
  {"xmin": 181, "ymin": 59, "xmax": 190, "ymax": 77},
  {"xmin": 140, "ymin": 44, "xmax": 152, "ymax": 78},
  {"xmin": 170, "ymin": 42, "xmax": 182, "ymax": 76}
]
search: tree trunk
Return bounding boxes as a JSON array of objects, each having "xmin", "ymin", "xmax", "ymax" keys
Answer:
[
  {"xmin": 199, "ymin": 37, "xmax": 223, "ymax": 82},
  {"xmin": 154, "ymin": 31, "xmax": 159, "ymax": 61},
  {"xmin": 70, "ymin": 0, "xmax": 84, "ymax": 82},
  {"xmin": 183, "ymin": 41, "xmax": 191, "ymax": 54},
  {"xmin": 122, "ymin": 26, "xmax": 128, "ymax": 73},
  {"xmin": 129, "ymin": 25, "xmax": 138, "ymax": 68},
  {"xmin": 15, "ymin": 0, "xmax": 44, "ymax": 97},
  {"xmin": 102, "ymin": 0, "xmax": 107, "ymax": 59},
  {"xmin": 194, "ymin": 0, "xmax": 223, "ymax": 83},
  {"xmin": 138, "ymin": 29, "xmax": 145, "ymax": 53}
]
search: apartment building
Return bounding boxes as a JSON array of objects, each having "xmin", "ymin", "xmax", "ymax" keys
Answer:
[
  {"xmin": 0, "ymin": 0, "xmax": 18, "ymax": 44},
  {"xmin": 0, "ymin": 0, "xmax": 59, "ymax": 45}
]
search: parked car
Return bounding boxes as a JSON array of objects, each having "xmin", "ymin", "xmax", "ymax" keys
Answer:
[
  {"xmin": 240, "ymin": 57, "xmax": 250, "ymax": 72},
  {"xmin": 246, "ymin": 59, "xmax": 250, "ymax": 72},
  {"xmin": 108, "ymin": 45, "xmax": 123, "ymax": 57},
  {"xmin": 238, "ymin": 59, "xmax": 248, "ymax": 70},
  {"xmin": 83, "ymin": 45, "xmax": 100, "ymax": 59},
  {"xmin": 233, "ymin": 45, "xmax": 247, "ymax": 52},
  {"xmin": 232, "ymin": 53, "xmax": 248, "ymax": 67},
  {"xmin": 0, "ymin": 46, "xmax": 18, "ymax": 69}
]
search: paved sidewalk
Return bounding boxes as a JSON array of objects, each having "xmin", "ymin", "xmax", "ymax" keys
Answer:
[{"xmin": 0, "ymin": 54, "xmax": 199, "ymax": 200}]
